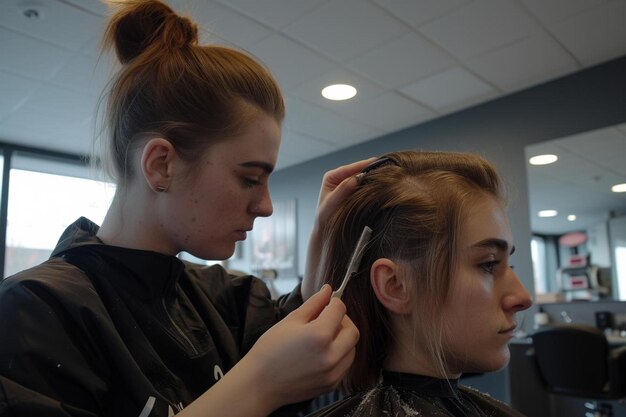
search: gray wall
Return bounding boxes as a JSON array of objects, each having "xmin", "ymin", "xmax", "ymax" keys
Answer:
[{"xmin": 270, "ymin": 56, "xmax": 626, "ymax": 331}]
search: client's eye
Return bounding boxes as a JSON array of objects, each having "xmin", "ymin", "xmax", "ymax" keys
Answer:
[{"xmin": 480, "ymin": 260, "xmax": 500, "ymax": 274}]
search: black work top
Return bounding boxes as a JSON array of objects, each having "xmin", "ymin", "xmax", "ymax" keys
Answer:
[{"xmin": 307, "ymin": 371, "xmax": 527, "ymax": 417}]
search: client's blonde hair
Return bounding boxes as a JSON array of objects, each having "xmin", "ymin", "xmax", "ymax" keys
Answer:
[{"xmin": 319, "ymin": 150, "xmax": 505, "ymax": 392}]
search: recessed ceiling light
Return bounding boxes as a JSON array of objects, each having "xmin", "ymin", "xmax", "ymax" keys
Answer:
[
  {"xmin": 529, "ymin": 154, "xmax": 558, "ymax": 166},
  {"xmin": 611, "ymin": 183, "xmax": 626, "ymax": 193},
  {"xmin": 567, "ymin": 214, "xmax": 577, "ymax": 221},
  {"xmin": 538, "ymin": 209, "xmax": 558, "ymax": 218},
  {"xmin": 321, "ymin": 84, "xmax": 357, "ymax": 101}
]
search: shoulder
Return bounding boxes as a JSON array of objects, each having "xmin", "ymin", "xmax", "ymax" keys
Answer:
[{"xmin": 0, "ymin": 257, "xmax": 100, "ymax": 312}]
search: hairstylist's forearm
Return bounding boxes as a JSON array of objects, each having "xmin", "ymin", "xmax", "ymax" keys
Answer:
[
  {"xmin": 177, "ymin": 359, "xmax": 276, "ymax": 417},
  {"xmin": 179, "ymin": 285, "xmax": 358, "ymax": 416},
  {"xmin": 301, "ymin": 158, "xmax": 375, "ymax": 300}
]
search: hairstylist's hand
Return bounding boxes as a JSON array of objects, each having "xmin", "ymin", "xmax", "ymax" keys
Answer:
[
  {"xmin": 178, "ymin": 288, "xmax": 358, "ymax": 417},
  {"xmin": 242, "ymin": 285, "xmax": 358, "ymax": 413},
  {"xmin": 315, "ymin": 158, "xmax": 376, "ymax": 228},
  {"xmin": 302, "ymin": 158, "xmax": 376, "ymax": 299}
]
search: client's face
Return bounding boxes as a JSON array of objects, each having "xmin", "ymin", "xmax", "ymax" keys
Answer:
[{"xmin": 439, "ymin": 196, "xmax": 532, "ymax": 376}]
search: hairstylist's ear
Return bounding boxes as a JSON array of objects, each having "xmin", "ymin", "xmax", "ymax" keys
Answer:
[
  {"xmin": 370, "ymin": 258, "xmax": 412, "ymax": 315},
  {"xmin": 141, "ymin": 138, "xmax": 176, "ymax": 193}
]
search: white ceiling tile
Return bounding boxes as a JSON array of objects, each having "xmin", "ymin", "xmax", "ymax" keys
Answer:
[
  {"xmin": 1, "ymin": 107, "xmax": 93, "ymax": 154},
  {"xmin": 216, "ymin": 0, "xmax": 326, "ymax": 29},
  {"xmin": 346, "ymin": 32, "xmax": 455, "ymax": 89},
  {"xmin": 288, "ymin": 67, "xmax": 386, "ymax": 111},
  {"xmin": 553, "ymin": 126, "xmax": 626, "ymax": 169},
  {"xmin": 466, "ymin": 34, "xmax": 579, "ymax": 92},
  {"xmin": 249, "ymin": 34, "xmax": 335, "ymax": 90},
  {"xmin": 420, "ymin": 0, "xmax": 543, "ymax": 59},
  {"xmin": 519, "ymin": 0, "xmax": 608, "ymax": 24},
  {"xmin": 174, "ymin": 1, "xmax": 273, "ymax": 49},
  {"xmin": 284, "ymin": 96, "xmax": 383, "ymax": 147},
  {"xmin": 373, "ymin": 0, "xmax": 471, "ymax": 28},
  {"xmin": 0, "ymin": 0, "xmax": 104, "ymax": 52},
  {"xmin": 60, "ymin": 0, "xmax": 109, "ymax": 16},
  {"xmin": 17, "ymin": 84, "xmax": 96, "ymax": 123},
  {"xmin": 0, "ymin": 70, "xmax": 41, "ymax": 120},
  {"xmin": 0, "ymin": 28, "xmax": 73, "ymax": 81},
  {"xmin": 330, "ymin": 91, "xmax": 435, "ymax": 132},
  {"xmin": 550, "ymin": 1, "xmax": 626, "ymax": 66},
  {"xmin": 283, "ymin": 0, "xmax": 407, "ymax": 61},
  {"xmin": 400, "ymin": 67, "xmax": 496, "ymax": 110},
  {"xmin": 0, "ymin": 122, "xmax": 61, "ymax": 150},
  {"xmin": 49, "ymin": 53, "xmax": 113, "ymax": 98},
  {"xmin": 616, "ymin": 123, "xmax": 626, "ymax": 135},
  {"xmin": 77, "ymin": 19, "xmax": 108, "ymax": 57}
]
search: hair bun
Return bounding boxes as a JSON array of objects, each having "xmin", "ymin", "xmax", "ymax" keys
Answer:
[{"xmin": 105, "ymin": 0, "xmax": 198, "ymax": 64}]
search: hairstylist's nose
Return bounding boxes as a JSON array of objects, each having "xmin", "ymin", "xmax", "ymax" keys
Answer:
[
  {"xmin": 252, "ymin": 187, "xmax": 273, "ymax": 217},
  {"xmin": 503, "ymin": 271, "xmax": 532, "ymax": 313}
]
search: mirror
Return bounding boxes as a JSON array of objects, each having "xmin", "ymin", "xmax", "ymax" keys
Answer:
[{"xmin": 526, "ymin": 123, "xmax": 626, "ymax": 302}]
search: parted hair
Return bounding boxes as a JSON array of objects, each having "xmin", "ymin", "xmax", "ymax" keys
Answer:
[
  {"xmin": 99, "ymin": 0, "xmax": 284, "ymax": 184},
  {"xmin": 319, "ymin": 150, "xmax": 505, "ymax": 392}
]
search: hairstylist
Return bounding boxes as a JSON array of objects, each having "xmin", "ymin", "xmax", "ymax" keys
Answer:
[{"xmin": 0, "ymin": 1, "xmax": 363, "ymax": 416}]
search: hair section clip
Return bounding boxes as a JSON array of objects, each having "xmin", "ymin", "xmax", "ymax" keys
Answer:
[{"xmin": 356, "ymin": 156, "xmax": 397, "ymax": 184}]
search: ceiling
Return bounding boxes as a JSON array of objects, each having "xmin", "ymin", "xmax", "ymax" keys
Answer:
[
  {"xmin": 1, "ymin": 0, "xmax": 626, "ymax": 235},
  {"xmin": 526, "ymin": 123, "xmax": 626, "ymax": 235}
]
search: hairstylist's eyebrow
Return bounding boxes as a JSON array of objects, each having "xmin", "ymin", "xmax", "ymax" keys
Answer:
[
  {"xmin": 240, "ymin": 161, "xmax": 274, "ymax": 174},
  {"xmin": 472, "ymin": 238, "xmax": 516, "ymax": 255}
]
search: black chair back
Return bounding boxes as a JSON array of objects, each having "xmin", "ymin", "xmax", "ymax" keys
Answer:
[{"xmin": 532, "ymin": 324, "xmax": 609, "ymax": 398}]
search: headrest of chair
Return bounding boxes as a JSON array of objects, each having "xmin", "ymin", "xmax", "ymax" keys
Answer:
[{"xmin": 532, "ymin": 323, "xmax": 609, "ymax": 396}]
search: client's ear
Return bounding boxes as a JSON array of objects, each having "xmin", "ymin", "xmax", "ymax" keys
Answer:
[{"xmin": 370, "ymin": 258, "xmax": 412, "ymax": 315}]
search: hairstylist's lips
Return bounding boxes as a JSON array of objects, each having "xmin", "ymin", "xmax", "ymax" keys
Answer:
[{"xmin": 234, "ymin": 229, "xmax": 251, "ymax": 240}]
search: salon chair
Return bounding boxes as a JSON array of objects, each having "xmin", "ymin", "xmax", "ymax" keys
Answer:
[{"xmin": 530, "ymin": 323, "xmax": 626, "ymax": 417}]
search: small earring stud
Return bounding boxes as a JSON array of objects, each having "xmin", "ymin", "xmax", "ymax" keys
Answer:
[{"xmin": 156, "ymin": 186, "xmax": 167, "ymax": 192}]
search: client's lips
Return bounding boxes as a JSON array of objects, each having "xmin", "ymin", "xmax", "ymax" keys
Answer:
[{"xmin": 499, "ymin": 324, "xmax": 517, "ymax": 334}]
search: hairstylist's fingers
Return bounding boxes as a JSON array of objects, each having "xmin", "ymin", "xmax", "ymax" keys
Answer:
[
  {"xmin": 319, "ymin": 316, "xmax": 358, "ymax": 387},
  {"xmin": 329, "ymin": 315, "xmax": 359, "ymax": 356},
  {"xmin": 315, "ymin": 158, "xmax": 377, "ymax": 226},
  {"xmin": 309, "ymin": 296, "xmax": 350, "ymax": 340},
  {"xmin": 330, "ymin": 336, "xmax": 357, "ymax": 385},
  {"xmin": 321, "ymin": 157, "xmax": 377, "ymax": 195},
  {"xmin": 288, "ymin": 284, "xmax": 332, "ymax": 323},
  {"xmin": 319, "ymin": 172, "xmax": 361, "ymax": 211}
]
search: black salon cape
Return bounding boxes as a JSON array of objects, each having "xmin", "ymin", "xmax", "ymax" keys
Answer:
[
  {"xmin": 0, "ymin": 217, "xmax": 303, "ymax": 417},
  {"xmin": 306, "ymin": 371, "xmax": 526, "ymax": 417}
]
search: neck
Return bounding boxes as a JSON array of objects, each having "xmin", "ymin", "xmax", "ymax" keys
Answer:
[
  {"xmin": 97, "ymin": 185, "xmax": 177, "ymax": 255},
  {"xmin": 383, "ymin": 320, "xmax": 461, "ymax": 380}
]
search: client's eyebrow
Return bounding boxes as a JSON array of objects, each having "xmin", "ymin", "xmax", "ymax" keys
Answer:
[
  {"xmin": 240, "ymin": 161, "xmax": 274, "ymax": 174},
  {"xmin": 472, "ymin": 238, "xmax": 516, "ymax": 255}
]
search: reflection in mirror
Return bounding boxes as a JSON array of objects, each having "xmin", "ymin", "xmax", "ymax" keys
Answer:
[{"xmin": 526, "ymin": 123, "xmax": 626, "ymax": 302}]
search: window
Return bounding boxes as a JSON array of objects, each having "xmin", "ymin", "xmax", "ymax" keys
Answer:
[
  {"xmin": 531, "ymin": 236, "xmax": 548, "ymax": 294},
  {"xmin": 4, "ymin": 153, "xmax": 115, "ymax": 277}
]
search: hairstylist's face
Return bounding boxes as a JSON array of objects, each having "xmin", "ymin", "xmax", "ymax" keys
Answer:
[
  {"xmin": 168, "ymin": 111, "xmax": 280, "ymax": 260},
  {"xmin": 440, "ymin": 196, "xmax": 532, "ymax": 377}
]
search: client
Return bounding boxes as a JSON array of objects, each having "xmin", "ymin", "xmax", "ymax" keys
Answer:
[{"xmin": 308, "ymin": 151, "xmax": 532, "ymax": 417}]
